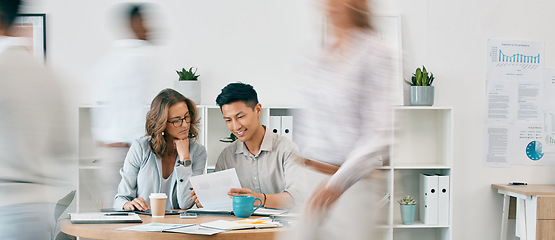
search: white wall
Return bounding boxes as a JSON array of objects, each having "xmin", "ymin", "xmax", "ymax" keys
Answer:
[
  {"xmin": 20, "ymin": 0, "xmax": 555, "ymax": 239},
  {"xmin": 22, "ymin": 0, "xmax": 319, "ymax": 106},
  {"xmin": 375, "ymin": 0, "xmax": 555, "ymax": 239}
]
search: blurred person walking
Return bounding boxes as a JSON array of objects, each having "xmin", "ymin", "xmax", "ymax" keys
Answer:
[
  {"xmin": 289, "ymin": 0, "xmax": 395, "ymax": 239},
  {"xmin": 0, "ymin": 0, "xmax": 73, "ymax": 239},
  {"xmin": 88, "ymin": 3, "xmax": 158, "ymax": 209}
]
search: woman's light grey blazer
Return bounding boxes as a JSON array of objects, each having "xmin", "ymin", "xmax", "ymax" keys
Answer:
[{"xmin": 113, "ymin": 136, "xmax": 206, "ymax": 210}]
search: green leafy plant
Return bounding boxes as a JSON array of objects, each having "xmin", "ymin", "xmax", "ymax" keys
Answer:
[
  {"xmin": 219, "ymin": 133, "xmax": 238, "ymax": 143},
  {"xmin": 176, "ymin": 67, "xmax": 200, "ymax": 81},
  {"xmin": 405, "ymin": 65, "xmax": 434, "ymax": 86},
  {"xmin": 398, "ymin": 195, "xmax": 416, "ymax": 205}
]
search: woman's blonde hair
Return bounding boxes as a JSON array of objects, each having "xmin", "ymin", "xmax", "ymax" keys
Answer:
[{"xmin": 145, "ymin": 88, "xmax": 200, "ymax": 158}]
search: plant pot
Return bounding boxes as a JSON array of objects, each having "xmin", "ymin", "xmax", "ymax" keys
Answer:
[
  {"xmin": 174, "ymin": 80, "xmax": 201, "ymax": 104},
  {"xmin": 409, "ymin": 86, "xmax": 434, "ymax": 106},
  {"xmin": 400, "ymin": 204, "xmax": 416, "ymax": 225}
]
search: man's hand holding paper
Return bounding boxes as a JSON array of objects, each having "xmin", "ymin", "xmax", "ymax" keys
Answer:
[{"xmin": 188, "ymin": 168, "xmax": 241, "ymax": 210}]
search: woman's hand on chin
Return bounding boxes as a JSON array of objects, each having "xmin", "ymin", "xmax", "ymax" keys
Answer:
[{"xmin": 173, "ymin": 138, "xmax": 190, "ymax": 161}]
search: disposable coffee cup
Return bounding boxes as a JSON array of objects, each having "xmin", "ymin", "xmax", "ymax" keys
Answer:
[{"xmin": 149, "ymin": 193, "xmax": 167, "ymax": 218}]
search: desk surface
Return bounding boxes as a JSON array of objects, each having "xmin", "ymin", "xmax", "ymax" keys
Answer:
[
  {"xmin": 61, "ymin": 213, "xmax": 285, "ymax": 240},
  {"xmin": 491, "ymin": 184, "xmax": 555, "ymax": 196}
]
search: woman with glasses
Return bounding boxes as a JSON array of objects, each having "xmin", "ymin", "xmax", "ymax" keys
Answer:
[{"xmin": 114, "ymin": 88, "xmax": 206, "ymax": 211}]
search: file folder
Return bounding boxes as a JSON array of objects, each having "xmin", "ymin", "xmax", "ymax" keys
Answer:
[
  {"xmin": 437, "ymin": 174, "xmax": 450, "ymax": 225},
  {"xmin": 419, "ymin": 174, "xmax": 438, "ymax": 225},
  {"xmin": 281, "ymin": 116, "xmax": 293, "ymax": 139},
  {"xmin": 269, "ymin": 116, "xmax": 281, "ymax": 135}
]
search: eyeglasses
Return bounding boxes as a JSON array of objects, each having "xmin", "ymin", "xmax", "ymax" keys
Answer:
[{"xmin": 167, "ymin": 112, "xmax": 192, "ymax": 128}]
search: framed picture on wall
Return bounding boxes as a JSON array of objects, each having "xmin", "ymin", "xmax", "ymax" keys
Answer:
[
  {"xmin": 12, "ymin": 13, "xmax": 46, "ymax": 62},
  {"xmin": 373, "ymin": 15, "xmax": 403, "ymax": 105}
]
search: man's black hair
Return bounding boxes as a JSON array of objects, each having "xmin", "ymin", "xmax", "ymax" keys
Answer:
[
  {"xmin": 0, "ymin": 0, "xmax": 21, "ymax": 29},
  {"xmin": 216, "ymin": 82, "xmax": 259, "ymax": 109}
]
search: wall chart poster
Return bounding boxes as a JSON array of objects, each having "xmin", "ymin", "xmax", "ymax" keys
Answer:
[{"xmin": 484, "ymin": 39, "xmax": 555, "ymax": 166}]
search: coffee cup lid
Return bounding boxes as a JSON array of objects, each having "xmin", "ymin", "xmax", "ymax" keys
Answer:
[{"xmin": 149, "ymin": 193, "xmax": 167, "ymax": 198}]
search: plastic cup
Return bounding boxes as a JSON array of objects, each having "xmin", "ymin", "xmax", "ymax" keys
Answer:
[{"xmin": 149, "ymin": 193, "xmax": 167, "ymax": 218}]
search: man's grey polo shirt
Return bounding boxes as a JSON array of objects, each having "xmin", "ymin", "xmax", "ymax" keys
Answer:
[{"xmin": 215, "ymin": 127, "xmax": 302, "ymax": 203}]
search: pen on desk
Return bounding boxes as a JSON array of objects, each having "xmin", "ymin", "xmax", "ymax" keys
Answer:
[{"xmin": 105, "ymin": 213, "xmax": 130, "ymax": 216}]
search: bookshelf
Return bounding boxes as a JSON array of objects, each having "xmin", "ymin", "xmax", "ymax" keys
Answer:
[{"xmin": 384, "ymin": 106, "xmax": 454, "ymax": 240}]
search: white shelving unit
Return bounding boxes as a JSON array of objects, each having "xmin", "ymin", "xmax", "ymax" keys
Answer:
[
  {"xmin": 77, "ymin": 105, "xmax": 298, "ymax": 211},
  {"xmin": 201, "ymin": 105, "xmax": 297, "ymax": 172},
  {"xmin": 384, "ymin": 106, "xmax": 454, "ymax": 240}
]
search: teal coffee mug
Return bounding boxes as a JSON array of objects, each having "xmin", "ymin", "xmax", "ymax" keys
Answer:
[{"xmin": 232, "ymin": 195, "xmax": 262, "ymax": 218}]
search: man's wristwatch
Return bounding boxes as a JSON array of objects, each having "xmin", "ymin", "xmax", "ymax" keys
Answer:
[{"xmin": 179, "ymin": 159, "xmax": 192, "ymax": 167}]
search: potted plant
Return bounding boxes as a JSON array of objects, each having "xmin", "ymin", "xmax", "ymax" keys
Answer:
[
  {"xmin": 405, "ymin": 66, "xmax": 435, "ymax": 106},
  {"xmin": 219, "ymin": 133, "xmax": 238, "ymax": 143},
  {"xmin": 174, "ymin": 67, "xmax": 201, "ymax": 103},
  {"xmin": 398, "ymin": 195, "xmax": 417, "ymax": 225}
]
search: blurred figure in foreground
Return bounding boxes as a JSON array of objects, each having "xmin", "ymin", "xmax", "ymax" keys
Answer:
[
  {"xmin": 88, "ymin": 3, "xmax": 157, "ymax": 208},
  {"xmin": 289, "ymin": 0, "xmax": 394, "ymax": 239},
  {"xmin": 0, "ymin": 0, "xmax": 73, "ymax": 239}
]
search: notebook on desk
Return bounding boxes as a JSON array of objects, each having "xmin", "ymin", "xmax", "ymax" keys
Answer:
[
  {"xmin": 100, "ymin": 208, "xmax": 180, "ymax": 215},
  {"xmin": 200, "ymin": 218, "xmax": 282, "ymax": 230},
  {"xmin": 70, "ymin": 212, "xmax": 143, "ymax": 224}
]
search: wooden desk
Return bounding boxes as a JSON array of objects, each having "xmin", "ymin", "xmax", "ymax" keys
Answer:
[
  {"xmin": 62, "ymin": 213, "xmax": 285, "ymax": 240},
  {"xmin": 492, "ymin": 184, "xmax": 555, "ymax": 240}
]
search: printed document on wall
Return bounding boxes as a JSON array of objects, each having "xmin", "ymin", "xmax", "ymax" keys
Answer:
[
  {"xmin": 484, "ymin": 39, "xmax": 545, "ymax": 166},
  {"xmin": 543, "ymin": 69, "xmax": 555, "ymax": 154},
  {"xmin": 486, "ymin": 39, "xmax": 543, "ymax": 81}
]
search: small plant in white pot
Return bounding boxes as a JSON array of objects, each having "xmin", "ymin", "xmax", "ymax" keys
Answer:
[
  {"xmin": 398, "ymin": 195, "xmax": 417, "ymax": 225},
  {"xmin": 174, "ymin": 67, "xmax": 201, "ymax": 103},
  {"xmin": 405, "ymin": 66, "xmax": 435, "ymax": 106}
]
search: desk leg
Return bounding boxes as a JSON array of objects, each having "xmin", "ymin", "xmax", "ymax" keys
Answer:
[
  {"xmin": 516, "ymin": 198, "xmax": 527, "ymax": 240},
  {"xmin": 501, "ymin": 194, "xmax": 509, "ymax": 240},
  {"xmin": 525, "ymin": 196, "xmax": 537, "ymax": 240}
]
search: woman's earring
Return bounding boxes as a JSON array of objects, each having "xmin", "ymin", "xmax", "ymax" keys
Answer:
[{"xmin": 162, "ymin": 132, "xmax": 165, "ymax": 136}]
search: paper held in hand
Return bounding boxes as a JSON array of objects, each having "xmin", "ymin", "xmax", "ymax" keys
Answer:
[
  {"xmin": 188, "ymin": 168, "xmax": 288, "ymax": 216},
  {"xmin": 189, "ymin": 168, "xmax": 242, "ymax": 210}
]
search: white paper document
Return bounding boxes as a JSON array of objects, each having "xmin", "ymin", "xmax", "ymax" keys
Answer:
[
  {"xmin": 484, "ymin": 39, "xmax": 547, "ymax": 166},
  {"xmin": 189, "ymin": 168, "xmax": 241, "ymax": 210},
  {"xmin": 163, "ymin": 225, "xmax": 226, "ymax": 235},
  {"xmin": 119, "ymin": 223, "xmax": 225, "ymax": 235},
  {"xmin": 543, "ymin": 69, "xmax": 555, "ymax": 154},
  {"xmin": 69, "ymin": 212, "xmax": 142, "ymax": 224},
  {"xmin": 118, "ymin": 223, "xmax": 193, "ymax": 232},
  {"xmin": 484, "ymin": 124, "xmax": 511, "ymax": 167},
  {"xmin": 200, "ymin": 218, "xmax": 282, "ymax": 230}
]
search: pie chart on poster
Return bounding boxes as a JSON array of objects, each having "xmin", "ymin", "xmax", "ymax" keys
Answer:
[{"xmin": 526, "ymin": 140, "xmax": 544, "ymax": 161}]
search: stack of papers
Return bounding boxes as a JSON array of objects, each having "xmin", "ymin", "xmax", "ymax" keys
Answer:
[
  {"xmin": 119, "ymin": 223, "xmax": 192, "ymax": 232},
  {"xmin": 200, "ymin": 218, "xmax": 282, "ymax": 230},
  {"xmin": 119, "ymin": 223, "xmax": 225, "ymax": 235},
  {"xmin": 118, "ymin": 218, "xmax": 281, "ymax": 235},
  {"xmin": 70, "ymin": 212, "xmax": 142, "ymax": 224},
  {"xmin": 187, "ymin": 207, "xmax": 287, "ymax": 216}
]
